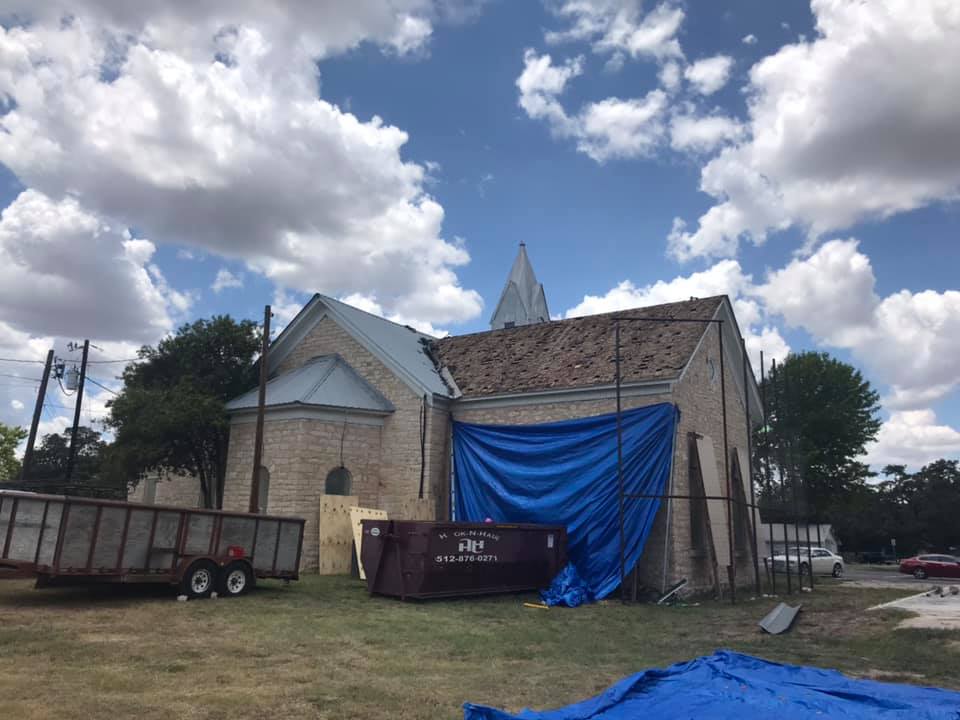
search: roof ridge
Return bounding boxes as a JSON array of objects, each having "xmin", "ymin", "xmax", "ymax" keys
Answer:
[{"xmin": 449, "ymin": 294, "xmax": 727, "ymax": 342}]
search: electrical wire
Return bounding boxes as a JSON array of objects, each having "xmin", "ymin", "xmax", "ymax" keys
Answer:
[
  {"xmin": 56, "ymin": 375, "xmax": 75, "ymax": 396},
  {"xmin": 86, "ymin": 377, "xmax": 119, "ymax": 395},
  {"xmin": 0, "ymin": 372, "xmax": 41, "ymax": 381},
  {"xmin": 0, "ymin": 357, "xmax": 45, "ymax": 364}
]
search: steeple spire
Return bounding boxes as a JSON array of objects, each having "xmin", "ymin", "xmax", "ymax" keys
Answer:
[{"xmin": 490, "ymin": 243, "xmax": 550, "ymax": 330}]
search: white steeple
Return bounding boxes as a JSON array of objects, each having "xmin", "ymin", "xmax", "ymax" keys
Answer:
[{"xmin": 490, "ymin": 242, "xmax": 550, "ymax": 330}]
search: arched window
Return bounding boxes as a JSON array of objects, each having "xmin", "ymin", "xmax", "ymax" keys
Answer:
[
  {"xmin": 325, "ymin": 466, "xmax": 352, "ymax": 496},
  {"xmin": 257, "ymin": 466, "xmax": 270, "ymax": 512}
]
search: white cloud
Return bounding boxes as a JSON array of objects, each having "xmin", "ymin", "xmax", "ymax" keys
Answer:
[
  {"xmin": 673, "ymin": 0, "xmax": 960, "ymax": 260},
  {"xmin": 211, "ymin": 269, "xmax": 244, "ymax": 293},
  {"xmin": 564, "ymin": 259, "xmax": 789, "ymax": 375},
  {"xmin": 683, "ymin": 55, "xmax": 734, "ymax": 95},
  {"xmin": 340, "ymin": 293, "xmax": 448, "ymax": 337},
  {"xmin": 10, "ymin": 399, "xmax": 24, "ymax": 410},
  {"xmin": 545, "ymin": 1, "xmax": 685, "ymax": 61},
  {"xmin": 757, "ymin": 238, "xmax": 960, "ymax": 409},
  {"xmin": 742, "ymin": 34, "xmax": 758, "ymax": 45},
  {"xmin": 517, "ymin": 50, "xmax": 667, "ymax": 162},
  {"xmin": 577, "ymin": 92, "xmax": 668, "ymax": 161},
  {"xmin": 670, "ymin": 113, "xmax": 744, "ymax": 153},
  {"xmin": 516, "ymin": 49, "xmax": 583, "ymax": 133},
  {"xmin": 864, "ymin": 410, "xmax": 960, "ymax": 470},
  {"xmin": 658, "ymin": 60, "xmax": 681, "ymax": 91},
  {"xmin": 0, "ymin": 190, "xmax": 180, "ymax": 343},
  {"xmin": 0, "ymin": 4, "xmax": 484, "ymax": 335}
]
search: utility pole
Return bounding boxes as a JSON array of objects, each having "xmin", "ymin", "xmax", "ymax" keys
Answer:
[
  {"xmin": 20, "ymin": 350, "xmax": 55, "ymax": 481},
  {"xmin": 64, "ymin": 340, "xmax": 90, "ymax": 483},
  {"xmin": 249, "ymin": 305, "xmax": 271, "ymax": 513}
]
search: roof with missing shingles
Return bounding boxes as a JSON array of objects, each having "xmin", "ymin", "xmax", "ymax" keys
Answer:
[{"xmin": 431, "ymin": 296, "xmax": 724, "ymax": 398}]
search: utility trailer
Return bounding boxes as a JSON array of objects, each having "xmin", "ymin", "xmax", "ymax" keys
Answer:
[{"xmin": 0, "ymin": 490, "xmax": 304, "ymax": 599}]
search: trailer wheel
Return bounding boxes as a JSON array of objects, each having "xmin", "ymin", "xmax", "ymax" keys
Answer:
[
  {"xmin": 181, "ymin": 560, "xmax": 218, "ymax": 599},
  {"xmin": 219, "ymin": 561, "xmax": 254, "ymax": 597}
]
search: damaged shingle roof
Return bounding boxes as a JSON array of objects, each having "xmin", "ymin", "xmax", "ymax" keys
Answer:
[{"xmin": 432, "ymin": 296, "xmax": 725, "ymax": 398}]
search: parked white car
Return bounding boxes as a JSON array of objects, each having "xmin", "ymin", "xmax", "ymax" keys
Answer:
[{"xmin": 770, "ymin": 547, "xmax": 844, "ymax": 578}]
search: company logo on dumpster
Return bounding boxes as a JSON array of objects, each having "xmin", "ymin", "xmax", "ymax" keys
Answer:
[{"xmin": 458, "ymin": 538, "xmax": 485, "ymax": 553}]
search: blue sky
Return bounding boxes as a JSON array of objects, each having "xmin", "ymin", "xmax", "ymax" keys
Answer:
[{"xmin": 0, "ymin": 0, "xmax": 958, "ymax": 469}]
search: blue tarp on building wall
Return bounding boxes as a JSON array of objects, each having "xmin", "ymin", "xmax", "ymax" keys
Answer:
[
  {"xmin": 463, "ymin": 651, "xmax": 960, "ymax": 719},
  {"xmin": 452, "ymin": 403, "xmax": 677, "ymax": 606}
]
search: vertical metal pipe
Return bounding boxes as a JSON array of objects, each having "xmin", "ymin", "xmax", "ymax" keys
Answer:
[
  {"xmin": 21, "ymin": 349, "xmax": 54, "ymax": 481},
  {"xmin": 742, "ymin": 338, "xmax": 761, "ymax": 596},
  {"xmin": 772, "ymin": 360, "xmax": 792, "ymax": 593},
  {"xmin": 249, "ymin": 305, "xmax": 271, "ymax": 513},
  {"xmin": 760, "ymin": 350, "xmax": 775, "ymax": 594},
  {"xmin": 614, "ymin": 318, "xmax": 626, "ymax": 603},
  {"xmin": 660, "ymin": 414, "xmax": 680, "ymax": 593},
  {"xmin": 783, "ymin": 363, "xmax": 804, "ymax": 589},
  {"xmin": 65, "ymin": 340, "xmax": 90, "ymax": 483},
  {"xmin": 718, "ymin": 320, "xmax": 735, "ymax": 603}
]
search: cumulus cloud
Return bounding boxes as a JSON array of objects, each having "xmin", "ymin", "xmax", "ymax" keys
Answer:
[
  {"xmin": 564, "ymin": 259, "xmax": 790, "ymax": 375},
  {"xmin": 757, "ymin": 239, "xmax": 960, "ymax": 410},
  {"xmin": 211, "ymin": 269, "xmax": 244, "ymax": 293},
  {"xmin": 517, "ymin": 50, "xmax": 668, "ymax": 161},
  {"xmin": 340, "ymin": 293, "xmax": 448, "ymax": 337},
  {"xmin": 670, "ymin": 113, "xmax": 744, "ymax": 153},
  {"xmin": 671, "ymin": 0, "xmax": 960, "ymax": 260},
  {"xmin": 10, "ymin": 399, "xmax": 24, "ymax": 411},
  {"xmin": 0, "ymin": 191, "xmax": 182, "ymax": 342},
  {"xmin": 0, "ymin": 3, "xmax": 483, "ymax": 334},
  {"xmin": 683, "ymin": 55, "xmax": 734, "ymax": 95},
  {"xmin": 864, "ymin": 410, "xmax": 960, "ymax": 470},
  {"xmin": 545, "ymin": 1, "xmax": 685, "ymax": 61},
  {"xmin": 741, "ymin": 34, "xmax": 758, "ymax": 45}
]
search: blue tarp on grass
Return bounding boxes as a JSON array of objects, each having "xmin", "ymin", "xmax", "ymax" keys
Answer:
[
  {"xmin": 452, "ymin": 404, "xmax": 677, "ymax": 606},
  {"xmin": 463, "ymin": 651, "xmax": 960, "ymax": 719}
]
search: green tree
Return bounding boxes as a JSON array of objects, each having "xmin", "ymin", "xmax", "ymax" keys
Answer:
[
  {"xmin": 0, "ymin": 422, "xmax": 27, "ymax": 481},
  {"xmin": 755, "ymin": 352, "xmax": 881, "ymax": 519},
  {"xmin": 107, "ymin": 316, "xmax": 260, "ymax": 508},
  {"xmin": 29, "ymin": 426, "xmax": 107, "ymax": 483}
]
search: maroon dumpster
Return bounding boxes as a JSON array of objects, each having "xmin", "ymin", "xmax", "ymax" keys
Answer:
[{"xmin": 360, "ymin": 519, "xmax": 566, "ymax": 600}]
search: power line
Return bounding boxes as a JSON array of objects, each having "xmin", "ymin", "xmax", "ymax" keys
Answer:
[
  {"xmin": 1, "ymin": 355, "xmax": 140, "ymax": 365},
  {"xmin": 0, "ymin": 357, "xmax": 45, "ymax": 364},
  {"xmin": 0, "ymin": 372, "xmax": 41, "ymax": 381},
  {"xmin": 86, "ymin": 377, "xmax": 119, "ymax": 395}
]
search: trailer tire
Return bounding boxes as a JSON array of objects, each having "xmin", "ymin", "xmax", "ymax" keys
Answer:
[
  {"xmin": 181, "ymin": 560, "xmax": 218, "ymax": 599},
  {"xmin": 219, "ymin": 561, "xmax": 254, "ymax": 597}
]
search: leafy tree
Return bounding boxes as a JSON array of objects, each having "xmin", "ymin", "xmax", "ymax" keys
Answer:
[
  {"xmin": 754, "ymin": 352, "xmax": 881, "ymax": 519},
  {"xmin": 30, "ymin": 426, "xmax": 107, "ymax": 483},
  {"xmin": 107, "ymin": 316, "xmax": 260, "ymax": 508},
  {"xmin": 0, "ymin": 422, "xmax": 27, "ymax": 481}
]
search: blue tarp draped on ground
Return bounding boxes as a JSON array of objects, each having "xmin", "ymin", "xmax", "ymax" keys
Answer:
[
  {"xmin": 452, "ymin": 404, "xmax": 677, "ymax": 606},
  {"xmin": 463, "ymin": 651, "xmax": 960, "ymax": 719}
]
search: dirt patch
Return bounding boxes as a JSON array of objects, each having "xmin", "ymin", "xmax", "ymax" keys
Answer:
[
  {"xmin": 861, "ymin": 669, "xmax": 927, "ymax": 682},
  {"xmin": 869, "ymin": 590, "xmax": 960, "ymax": 630}
]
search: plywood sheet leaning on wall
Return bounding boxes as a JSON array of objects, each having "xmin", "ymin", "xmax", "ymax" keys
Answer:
[
  {"xmin": 696, "ymin": 435, "xmax": 731, "ymax": 569},
  {"xmin": 318, "ymin": 494, "xmax": 358, "ymax": 575},
  {"xmin": 350, "ymin": 506, "xmax": 388, "ymax": 580},
  {"xmin": 397, "ymin": 497, "xmax": 434, "ymax": 521}
]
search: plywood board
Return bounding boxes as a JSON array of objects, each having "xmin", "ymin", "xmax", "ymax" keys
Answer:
[
  {"xmin": 350, "ymin": 506, "xmax": 388, "ymax": 580},
  {"xmin": 397, "ymin": 497, "xmax": 434, "ymax": 521},
  {"xmin": 318, "ymin": 494, "xmax": 358, "ymax": 576},
  {"xmin": 696, "ymin": 435, "xmax": 730, "ymax": 568}
]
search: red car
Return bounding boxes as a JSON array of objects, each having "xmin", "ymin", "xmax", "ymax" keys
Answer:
[{"xmin": 899, "ymin": 554, "xmax": 960, "ymax": 580}]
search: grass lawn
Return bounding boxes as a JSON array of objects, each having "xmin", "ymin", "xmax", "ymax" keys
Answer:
[{"xmin": 0, "ymin": 576, "xmax": 957, "ymax": 719}]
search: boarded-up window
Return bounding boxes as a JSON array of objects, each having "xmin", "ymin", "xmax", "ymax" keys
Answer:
[
  {"xmin": 688, "ymin": 434, "xmax": 709, "ymax": 555},
  {"xmin": 257, "ymin": 466, "xmax": 270, "ymax": 512},
  {"xmin": 730, "ymin": 450, "xmax": 752, "ymax": 556},
  {"xmin": 325, "ymin": 467, "xmax": 352, "ymax": 496}
]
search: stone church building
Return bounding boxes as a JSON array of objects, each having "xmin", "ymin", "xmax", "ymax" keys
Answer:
[{"xmin": 137, "ymin": 245, "xmax": 763, "ymax": 595}]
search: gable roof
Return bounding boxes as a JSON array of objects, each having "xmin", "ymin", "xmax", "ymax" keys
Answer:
[
  {"xmin": 433, "ymin": 296, "xmax": 725, "ymax": 398},
  {"xmin": 266, "ymin": 294, "xmax": 452, "ymax": 400},
  {"xmin": 226, "ymin": 354, "xmax": 394, "ymax": 414}
]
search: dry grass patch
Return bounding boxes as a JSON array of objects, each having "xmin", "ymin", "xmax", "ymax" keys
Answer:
[{"xmin": 0, "ymin": 576, "xmax": 957, "ymax": 719}]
